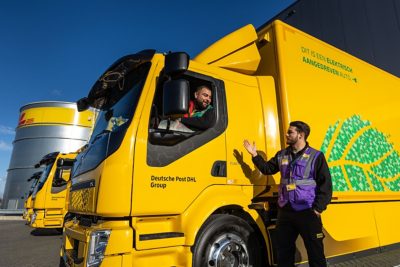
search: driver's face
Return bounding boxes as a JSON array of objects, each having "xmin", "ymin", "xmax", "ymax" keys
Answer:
[{"xmin": 194, "ymin": 87, "xmax": 212, "ymax": 110}]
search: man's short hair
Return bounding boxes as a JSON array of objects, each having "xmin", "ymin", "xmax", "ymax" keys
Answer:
[
  {"xmin": 290, "ymin": 121, "xmax": 310, "ymax": 140},
  {"xmin": 195, "ymin": 85, "xmax": 211, "ymax": 93}
]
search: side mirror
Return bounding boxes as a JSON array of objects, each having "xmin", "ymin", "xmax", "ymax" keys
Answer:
[
  {"xmin": 164, "ymin": 52, "xmax": 189, "ymax": 76},
  {"xmin": 163, "ymin": 79, "xmax": 190, "ymax": 116},
  {"xmin": 55, "ymin": 168, "xmax": 71, "ymax": 182},
  {"xmin": 60, "ymin": 169, "xmax": 71, "ymax": 182},
  {"xmin": 77, "ymin": 97, "xmax": 90, "ymax": 112}
]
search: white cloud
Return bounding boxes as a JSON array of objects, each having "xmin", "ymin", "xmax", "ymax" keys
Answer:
[
  {"xmin": 0, "ymin": 140, "xmax": 12, "ymax": 151},
  {"xmin": 0, "ymin": 125, "xmax": 14, "ymax": 135}
]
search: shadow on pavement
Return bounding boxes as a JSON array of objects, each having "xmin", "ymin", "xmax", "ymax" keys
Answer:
[{"xmin": 30, "ymin": 228, "xmax": 62, "ymax": 236}]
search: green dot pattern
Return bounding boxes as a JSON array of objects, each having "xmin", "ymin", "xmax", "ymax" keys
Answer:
[
  {"xmin": 321, "ymin": 115, "xmax": 400, "ymax": 192},
  {"xmin": 331, "ymin": 166, "xmax": 349, "ymax": 191},
  {"xmin": 367, "ymin": 171, "xmax": 385, "ymax": 191},
  {"xmin": 321, "ymin": 122, "xmax": 338, "ymax": 154},
  {"xmin": 371, "ymin": 151, "xmax": 400, "ymax": 179},
  {"xmin": 346, "ymin": 128, "xmax": 392, "ymax": 163},
  {"xmin": 329, "ymin": 115, "xmax": 370, "ymax": 162},
  {"xmin": 344, "ymin": 165, "xmax": 371, "ymax": 191},
  {"xmin": 385, "ymin": 179, "xmax": 400, "ymax": 192}
]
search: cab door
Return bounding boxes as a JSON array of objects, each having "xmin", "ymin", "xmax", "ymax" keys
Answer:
[
  {"xmin": 49, "ymin": 162, "xmax": 72, "ymax": 209},
  {"xmin": 132, "ymin": 62, "xmax": 228, "ymax": 216}
]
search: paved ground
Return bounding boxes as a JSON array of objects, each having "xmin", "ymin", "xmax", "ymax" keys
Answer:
[
  {"xmin": 328, "ymin": 248, "xmax": 400, "ymax": 267},
  {"xmin": 0, "ymin": 220, "xmax": 61, "ymax": 267}
]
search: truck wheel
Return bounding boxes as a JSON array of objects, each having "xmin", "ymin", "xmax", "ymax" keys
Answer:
[
  {"xmin": 192, "ymin": 214, "xmax": 266, "ymax": 267},
  {"xmin": 59, "ymin": 256, "xmax": 66, "ymax": 267}
]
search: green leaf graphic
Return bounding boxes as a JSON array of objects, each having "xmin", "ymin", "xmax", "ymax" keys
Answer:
[{"xmin": 320, "ymin": 115, "xmax": 400, "ymax": 192}]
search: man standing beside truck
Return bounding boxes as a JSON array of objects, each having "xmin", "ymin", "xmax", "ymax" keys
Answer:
[{"xmin": 243, "ymin": 121, "xmax": 332, "ymax": 267}]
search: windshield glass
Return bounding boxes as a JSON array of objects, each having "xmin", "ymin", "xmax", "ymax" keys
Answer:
[
  {"xmin": 89, "ymin": 62, "xmax": 151, "ymax": 143},
  {"xmin": 31, "ymin": 163, "xmax": 53, "ymax": 198},
  {"xmin": 28, "ymin": 179, "xmax": 40, "ymax": 196},
  {"xmin": 72, "ymin": 61, "xmax": 151, "ymax": 177}
]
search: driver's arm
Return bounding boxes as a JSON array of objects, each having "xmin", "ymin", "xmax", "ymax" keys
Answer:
[{"xmin": 180, "ymin": 108, "xmax": 215, "ymax": 130}]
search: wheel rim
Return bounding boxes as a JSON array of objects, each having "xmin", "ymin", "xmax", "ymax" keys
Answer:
[{"xmin": 207, "ymin": 233, "xmax": 249, "ymax": 267}]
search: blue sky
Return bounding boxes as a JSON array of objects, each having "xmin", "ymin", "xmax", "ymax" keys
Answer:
[{"xmin": 0, "ymin": 0, "xmax": 295, "ymax": 197}]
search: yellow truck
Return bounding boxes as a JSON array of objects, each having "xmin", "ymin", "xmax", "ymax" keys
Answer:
[
  {"xmin": 61, "ymin": 20, "xmax": 400, "ymax": 266},
  {"xmin": 22, "ymin": 171, "xmax": 42, "ymax": 223},
  {"xmin": 30, "ymin": 152, "xmax": 76, "ymax": 229}
]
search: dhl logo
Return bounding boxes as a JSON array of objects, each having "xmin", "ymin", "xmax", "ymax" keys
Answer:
[{"xmin": 18, "ymin": 112, "xmax": 34, "ymax": 126}]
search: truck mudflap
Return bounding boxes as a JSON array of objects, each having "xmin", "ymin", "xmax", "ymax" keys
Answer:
[{"xmin": 61, "ymin": 219, "xmax": 133, "ymax": 267}]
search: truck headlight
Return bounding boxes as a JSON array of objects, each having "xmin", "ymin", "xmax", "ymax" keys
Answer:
[
  {"xmin": 31, "ymin": 212, "xmax": 37, "ymax": 224},
  {"xmin": 86, "ymin": 230, "xmax": 111, "ymax": 267}
]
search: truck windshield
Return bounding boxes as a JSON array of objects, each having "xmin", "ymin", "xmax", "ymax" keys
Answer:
[
  {"xmin": 72, "ymin": 61, "xmax": 152, "ymax": 177},
  {"xmin": 28, "ymin": 178, "xmax": 40, "ymax": 197},
  {"xmin": 89, "ymin": 63, "xmax": 150, "ymax": 144},
  {"xmin": 89, "ymin": 61, "xmax": 151, "ymax": 144},
  {"xmin": 31, "ymin": 163, "xmax": 53, "ymax": 199}
]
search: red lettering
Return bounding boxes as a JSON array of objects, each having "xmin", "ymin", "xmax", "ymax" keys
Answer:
[{"xmin": 18, "ymin": 113, "xmax": 26, "ymax": 126}]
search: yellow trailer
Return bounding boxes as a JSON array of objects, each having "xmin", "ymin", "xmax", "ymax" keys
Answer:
[
  {"xmin": 61, "ymin": 20, "xmax": 399, "ymax": 266},
  {"xmin": 30, "ymin": 152, "xmax": 76, "ymax": 229}
]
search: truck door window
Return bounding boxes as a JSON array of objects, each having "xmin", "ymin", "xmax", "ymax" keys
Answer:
[
  {"xmin": 147, "ymin": 71, "xmax": 227, "ymax": 166},
  {"xmin": 51, "ymin": 166, "xmax": 72, "ymax": 193}
]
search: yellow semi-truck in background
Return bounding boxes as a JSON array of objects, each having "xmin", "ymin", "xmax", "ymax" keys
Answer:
[
  {"xmin": 29, "ymin": 152, "xmax": 76, "ymax": 229},
  {"xmin": 61, "ymin": 20, "xmax": 400, "ymax": 266}
]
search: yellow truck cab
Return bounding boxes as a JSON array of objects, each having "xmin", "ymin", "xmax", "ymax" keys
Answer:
[
  {"xmin": 23, "ymin": 171, "xmax": 42, "ymax": 223},
  {"xmin": 30, "ymin": 152, "xmax": 76, "ymax": 229},
  {"xmin": 61, "ymin": 20, "xmax": 400, "ymax": 267}
]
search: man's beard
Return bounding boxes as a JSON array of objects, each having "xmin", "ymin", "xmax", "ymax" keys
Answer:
[
  {"xmin": 286, "ymin": 136, "xmax": 299, "ymax": 146},
  {"xmin": 195, "ymin": 99, "xmax": 207, "ymax": 110}
]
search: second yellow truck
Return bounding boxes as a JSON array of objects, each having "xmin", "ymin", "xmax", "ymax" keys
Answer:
[
  {"xmin": 29, "ymin": 152, "xmax": 76, "ymax": 229},
  {"xmin": 61, "ymin": 20, "xmax": 400, "ymax": 266}
]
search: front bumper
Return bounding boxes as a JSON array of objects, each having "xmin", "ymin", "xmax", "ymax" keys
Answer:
[
  {"xmin": 30, "ymin": 209, "xmax": 64, "ymax": 228},
  {"xmin": 23, "ymin": 209, "xmax": 33, "ymax": 223},
  {"xmin": 60, "ymin": 218, "xmax": 191, "ymax": 267},
  {"xmin": 61, "ymin": 219, "xmax": 133, "ymax": 267}
]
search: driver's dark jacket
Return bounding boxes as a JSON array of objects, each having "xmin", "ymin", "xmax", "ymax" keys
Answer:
[{"xmin": 180, "ymin": 107, "xmax": 215, "ymax": 130}]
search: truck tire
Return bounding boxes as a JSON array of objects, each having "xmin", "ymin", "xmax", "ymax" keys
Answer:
[
  {"xmin": 59, "ymin": 256, "xmax": 66, "ymax": 267},
  {"xmin": 192, "ymin": 214, "xmax": 266, "ymax": 267}
]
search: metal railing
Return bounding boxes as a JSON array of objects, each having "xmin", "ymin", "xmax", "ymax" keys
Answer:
[{"xmin": 0, "ymin": 209, "xmax": 24, "ymax": 215}]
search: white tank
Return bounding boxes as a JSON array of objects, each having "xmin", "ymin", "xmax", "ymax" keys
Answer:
[{"xmin": 2, "ymin": 101, "xmax": 95, "ymax": 209}]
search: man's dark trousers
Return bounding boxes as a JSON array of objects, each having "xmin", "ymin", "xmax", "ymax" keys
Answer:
[{"xmin": 276, "ymin": 206, "xmax": 326, "ymax": 267}]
